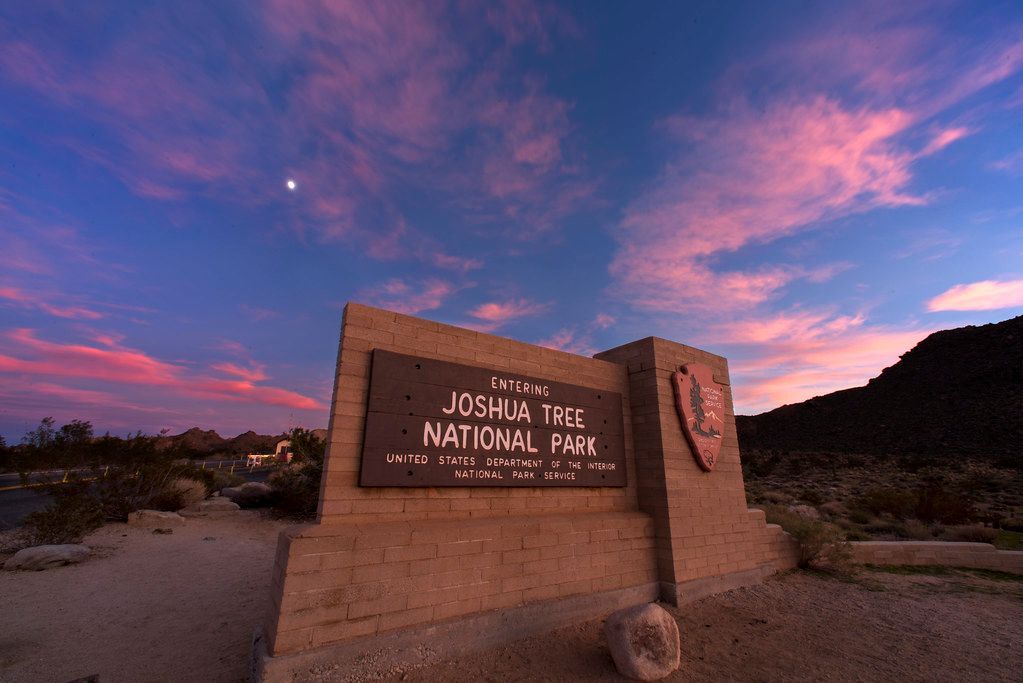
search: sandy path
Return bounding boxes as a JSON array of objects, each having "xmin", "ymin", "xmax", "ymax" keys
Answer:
[
  {"xmin": 389, "ymin": 570, "xmax": 1023, "ymax": 683},
  {"xmin": 3, "ymin": 517, "xmax": 1021, "ymax": 683},
  {"xmin": 0, "ymin": 513, "xmax": 294, "ymax": 683}
]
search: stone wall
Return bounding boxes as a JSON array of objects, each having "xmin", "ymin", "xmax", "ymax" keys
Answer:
[
  {"xmin": 258, "ymin": 303, "xmax": 798, "ymax": 677},
  {"xmin": 851, "ymin": 541, "xmax": 1023, "ymax": 574}
]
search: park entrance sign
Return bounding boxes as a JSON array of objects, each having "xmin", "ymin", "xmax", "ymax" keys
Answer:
[
  {"xmin": 254, "ymin": 303, "xmax": 799, "ymax": 682},
  {"xmin": 671, "ymin": 363, "xmax": 725, "ymax": 472},
  {"xmin": 359, "ymin": 350, "xmax": 627, "ymax": 487}
]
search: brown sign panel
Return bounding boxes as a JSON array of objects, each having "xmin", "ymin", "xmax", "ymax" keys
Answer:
[
  {"xmin": 672, "ymin": 363, "xmax": 724, "ymax": 472},
  {"xmin": 360, "ymin": 350, "xmax": 627, "ymax": 487}
]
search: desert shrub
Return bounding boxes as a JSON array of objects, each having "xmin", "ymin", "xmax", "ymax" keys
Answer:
[
  {"xmin": 914, "ymin": 487, "xmax": 973, "ymax": 524},
  {"xmin": 844, "ymin": 529, "xmax": 872, "ymax": 541},
  {"xmin": 864, "ymin": 521, "xmax": 909, "ymax": 538},
  {"xmin": 855, "ymin": 487, "xmax": 915, "ymax": 519},
  {"xmin": 146, "ymin": 477, "xmax": 207, "ymax": 511},
  {"xmin": 197, "ymin": 469, "xmax": 245, "ymax": 495},
  {"xmin": 903, "ymin": 519, "xmax": 938, "ymax": 540},
  {"xmin": 269, "ymin": 427, "xmax": 326, "ymax": 519},
  {"xmin": 798, "ymin": 488, "xmax": 824, "ymax": 505},
  {"xmin": 847, "ymin": 509, "xmax": 873, "ymax": 525},
  {"xmin": 764, "ymin": 505, "xmax": 851, "ymax": 569},
  {"xmin": 942, "ymin": 525, "xmax": 998, "ymax": 544},
  {"xmin": 818, "ymin": 501, "xmax": 846, "ymax": 519},
  {"xmin": 761, "ymin": 491, "xmax": 791, "ymax": 504},
  {"xmin": 998, "ymin": 518, "xmax": 1023, "ymax": 532},
  {"xmin": 22, "ymin": 483, "xmax": 104, "ymax": 545}
]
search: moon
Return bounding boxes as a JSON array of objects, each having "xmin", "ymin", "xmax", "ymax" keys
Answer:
[{"xmin": 286, "ymin": 179, "xmax": 297, "ymax": 191}]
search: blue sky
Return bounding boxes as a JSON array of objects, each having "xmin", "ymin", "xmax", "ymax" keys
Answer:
[{"xmin": 1, "ymin": 1, "xmax": 1021, "ymax": 439}]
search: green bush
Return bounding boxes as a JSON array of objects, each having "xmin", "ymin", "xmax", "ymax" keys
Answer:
[
  {"xmin": 998, "ymin": 517, "xmax": 1023, "ymax": 532},
  {"xmin": 942, "ymin": 525, "xmax": 998, "ymax": 543},
  {"xmin": 268, "ymin": 427, "xmax": 326, "ymax": 519},
  {"xmin": 22, "ymin": 484, "xmax": 104, "ymax": 545},
  {"xmin": 763, "ymin": 505, "xmax": 851, "ymax": 570},
  {"xmin": 855, "ymin": 487, "xmax": 915, "ymax": 519}
]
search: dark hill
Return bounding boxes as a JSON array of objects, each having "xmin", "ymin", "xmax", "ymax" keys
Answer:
[
  {"xmin": 737, "ymin": 315, "xmax": 1023, "ymax": 459},
  {"xmin": 155, "ymin": 428, "xmax": 286, "ymax": 455}
]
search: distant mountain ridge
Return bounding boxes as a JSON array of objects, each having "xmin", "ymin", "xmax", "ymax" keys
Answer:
[
  {"xmin": 737, "ymin": 315, "xmax": 1023, "ymax": 458},
  {"xmin": 155, "ymin": 427, "xmax": 327, "ymax": 455}
]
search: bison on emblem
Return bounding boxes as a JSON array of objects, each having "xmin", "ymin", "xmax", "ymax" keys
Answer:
[{"xmin": 671, "ymin": 363, "xmax": 724, "ymax": 472}]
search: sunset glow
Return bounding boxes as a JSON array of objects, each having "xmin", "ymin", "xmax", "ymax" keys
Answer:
[{"xmin": 1, "ymin": 1, "xmax": 1021, "ymax": 436}]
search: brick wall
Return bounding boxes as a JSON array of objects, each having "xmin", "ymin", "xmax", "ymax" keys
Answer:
[
  {"xmin": 265, "ymin": 303, "xmax": 658, "ymax": 657},
  {"xmin": 596, "ymin": 337, "xmax": 797, "ymax": 601},
  {"xmin": 261, "ymin": 303, "xmax": 796, "ymax": 666}
]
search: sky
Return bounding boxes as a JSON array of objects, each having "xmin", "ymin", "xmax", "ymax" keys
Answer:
[{"xmin": 1, "ymin": 1, "xmax": 1022, "ymax": 440}]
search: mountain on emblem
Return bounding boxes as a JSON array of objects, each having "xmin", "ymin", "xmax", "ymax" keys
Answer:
[{"xmin": 671, "ymin": 363, "xmax": 725, "ymax": 472}]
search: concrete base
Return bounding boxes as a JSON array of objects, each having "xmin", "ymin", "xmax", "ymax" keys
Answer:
[
  {"xmin": 663, "ymin": 563, "xmax": 780, "ymax": 605},
  {"xmin": 252, "ymin": 582, "xmax": 659, "ymax": 682}
]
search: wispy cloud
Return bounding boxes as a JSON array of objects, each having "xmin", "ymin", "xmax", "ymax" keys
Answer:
[
  {"xmin": 465, "ymin": 298, "xmax": 552, "ymax": 332},
  {"xmin": 611, "ymin": 11, "xmax": 1023, "ymax": 315},
  {"xmin": 0, "ymin": 328, "xmax": 322, "ymax": 411},
  {"xmin": 927, "ymin": 279, "xmax": 1023, "ymax": 311},
  {"xmin": 357, "ymin": 278, "xmax": 459, "ymax": 316},
  {"xmin": 0, "ymin": 285, "xmax": 104, "ymax": 320},
  {"xmin": 537, "ymin": 312, "xmax": 615, "ymax": 356}
]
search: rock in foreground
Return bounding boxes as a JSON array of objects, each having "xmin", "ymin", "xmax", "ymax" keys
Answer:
[
  {"xmin": 128, "ymin": 510, "xmax": 187, "ymax": 527},
  {"xmin": 220, "ymin": 482, "xmax": 272, "ymax": 507},
  {"xmin": 604, "ymin": 603, "xmax": 680, "ymax": 681},
  {"xmin": 181, "ymin": 497, "xmax": 241, "ymax": 517},
  {"xmin": 4, "ymin": 544, "xmax": 91, "ymax": 571}
]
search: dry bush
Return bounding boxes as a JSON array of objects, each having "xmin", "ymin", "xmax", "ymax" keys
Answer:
[
  {"xmin": 22, "ymin": 486, "xmax": 104, "ymax": 546},
  {"xmin": 856, "ymin": 487, "xmax": 915, "ymax": 519},
  {"xmin": 763, "ymin": 504, "xmax": 851, "ymax": 570},
  {"xmin": 903, "ymin": 519, "xmax": 938, "ymax": 540},
  {"xmin": 818, "ymin": 501, "xmax": 846, "ymax": 519},
  {"xmin": 998, "ymin": 518, "xmax": 1023, "ymax": 532},
  {"xmin": 761, "ymin": 491, "xmax": 791, "ymax": 504},
  {"xmin": 942, "ymin": 525, "xmax": 998, "ymax": 543}
]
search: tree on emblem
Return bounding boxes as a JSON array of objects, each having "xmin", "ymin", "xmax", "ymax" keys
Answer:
[{"xmin": 689, "ymin": 375, "xmax": 720, "ymax": 438}]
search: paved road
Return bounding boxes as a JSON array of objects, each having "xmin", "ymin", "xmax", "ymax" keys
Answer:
[{"xmin": 0, "ymin": 466, "xmax": 274, "ymax": 531}]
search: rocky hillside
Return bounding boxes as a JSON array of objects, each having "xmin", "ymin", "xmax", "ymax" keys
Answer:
[
  {"xmin": 737, "ymin": 315, "xmax": 1023, "ymax": 459},
  {"xmin": 156, "ymin": 428, "xmax": 284, "ymax": 455}
]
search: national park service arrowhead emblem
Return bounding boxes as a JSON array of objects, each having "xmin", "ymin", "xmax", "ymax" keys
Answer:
[{"xmin": 672, "ymin": 363, "xmax": 724, "ymax": 472}]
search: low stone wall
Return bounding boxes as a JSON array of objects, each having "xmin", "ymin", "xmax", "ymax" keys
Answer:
[
  {"xmin": 851, "ymin": 541, "xmax": 1023, "ymax": 574},
  {"xmin": 267, "ymin": 511, "xmax": 659, "ymax": 655}
]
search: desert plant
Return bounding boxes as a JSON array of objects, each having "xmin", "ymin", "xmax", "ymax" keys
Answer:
[
  {"xmin": 763, "ymin": 505, "xmax": 852, "ymax": 570},
  {"xmin": 268, "ymin": 427, "xmax": 325, "ymax": 519},
  {"xmin": 914, "ymin": 487, "xmax": 974, "ymax": 524},
  {"xmin": 998, "ymin": 517, "xmax": 1023, "ymax": 532},
  {"xmin": 818, "ymin": 501, "xmax": 846, "ymax": 519},
  {"xmin": 855, "ymin": 487, "xmax": 915, "ymax": 519},
  {"xmin": 21, "ymin": 482, "xmax": 104, "ymax": 545},
  {"xmin": 942, "ymin": 524, "xmax": 998, "ymax": 543}
]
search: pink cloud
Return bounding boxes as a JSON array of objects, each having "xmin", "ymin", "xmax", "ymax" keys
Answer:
[
  {"xmin": 926, "ymin": 279, "xmax": 1023, "ymax": 312},
  {"xmin": 713, "ymin": 312, "xmax": 938, "ymax": 413},
  {"xmin": 468, "ymin": 298, "xmax": 552, "ymax": 331},
  {"xmin": 0, "ymin": 328, "xmax": 322, "ymax": 411},
  {"xmin": 0, "ymin": 286, "xmax": 104, "ymax": 320},
  {"xmin": 537, "ymin": 313, "xmax": 617, "ymax": 356},
  {"xmin": 612, "ymin": 13, "xmax": 1023, "ymax": 316},
  {"xmin": 357, "ymin": 278, "xmax": 458, "ymax": 315}
]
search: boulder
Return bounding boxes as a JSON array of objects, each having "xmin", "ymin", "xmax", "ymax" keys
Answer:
[
  {"xmin": 4, "ymin": 544, "xmax": 91, "ymax": 571},
  {"xmin": 199, "ymin": 497, "xmax": 240, "ymax": 512},
  {"xmin": 604, "ymin": 603, "xmax": 680, "ymax": 681},
  {"xmin": 180, "ymin": 497, "xmax": 240, "ymax": 517},
  {"xmin": 128, "ymin": 510, "xmax": 186, "ymax": 527},
  {"xmin": 220, "ymin": 482, "xmax": 272, "ymax": 507}
]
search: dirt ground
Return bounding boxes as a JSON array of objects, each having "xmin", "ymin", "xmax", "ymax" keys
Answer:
[
  {"xmin": 2, "ymin": 516, "xmax": 1022, "ymax": 683},
  {"xmin": 0, "ymin": 512, "xmax": 294, "ymax": 683},
  {"xmin": 390, "ymin": 569, "xmax": 1023, "ymax": 683}
]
